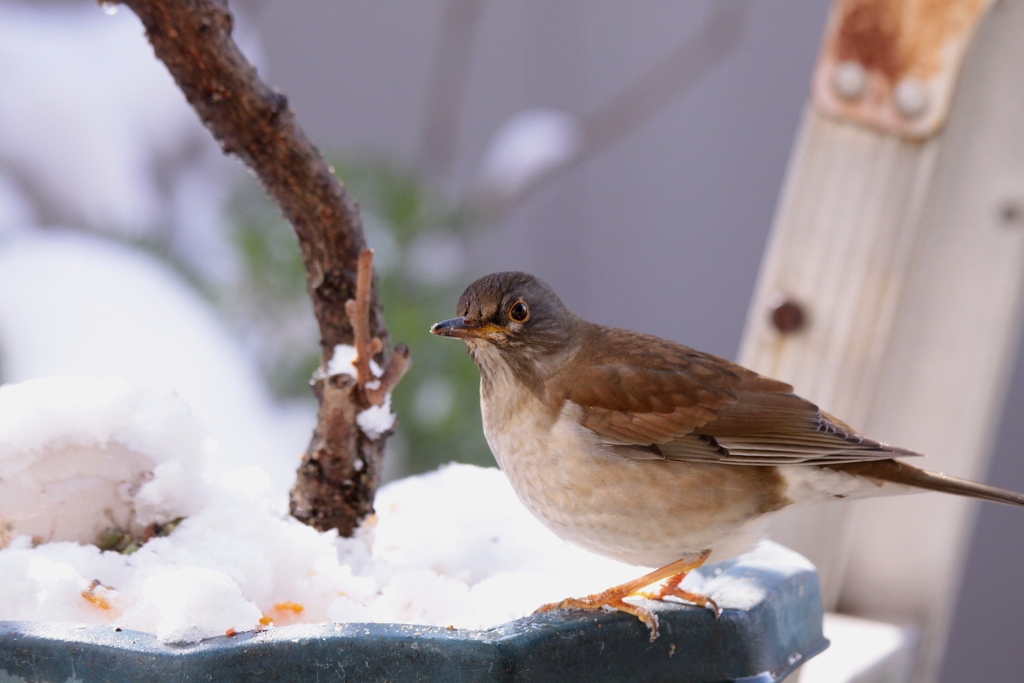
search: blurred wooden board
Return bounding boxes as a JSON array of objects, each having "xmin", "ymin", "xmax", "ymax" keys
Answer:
[{"xmin": 739, "ymin": 1, "xmax": 1024, "ymax": 681}]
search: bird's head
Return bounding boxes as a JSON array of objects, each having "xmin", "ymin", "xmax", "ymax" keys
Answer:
[{"xmin": 430, "ymin": 272, "xmax": 577, "ymax": 374}]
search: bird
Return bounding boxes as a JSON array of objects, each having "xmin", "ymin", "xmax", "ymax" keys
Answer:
[{"xmin": 430, "ymin": 271, "xmax": 1024, "ymax": 640}]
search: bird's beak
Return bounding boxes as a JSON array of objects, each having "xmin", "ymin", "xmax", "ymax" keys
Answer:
[{"xmin": 430, "ymin": 317, "xmax": 504, "ymax": 340}]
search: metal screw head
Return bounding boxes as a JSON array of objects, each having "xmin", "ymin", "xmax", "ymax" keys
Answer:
[
  {"xmin": 833, "ymin": 61, "xmax": 867, "ymax": 101},
  {"xmin": 894, "ymin": 78, "xmax": 929, "ymax": 118},
  {"xmin": 770, "ymin": 298, "xmax": 806, "ymax": 334}
]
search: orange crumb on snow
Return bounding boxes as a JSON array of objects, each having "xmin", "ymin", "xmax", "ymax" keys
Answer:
[
  {"xmin": 261, "ymin": 601, "xmax": 306, "ymax": 626},
  {"xmin": 225, "ymin": 628, "xmax": 237, "ymax": 637},
  {"xmin": 81, "ymin": 591, "xmax": 111, "ymax": 610},
  {"xmin": 274, "ymin": 601, "xmax": 305, "ymax": 614},
  {"xmin": 81, "ymin": 580, "xmax": 114, "ymax": 610}
]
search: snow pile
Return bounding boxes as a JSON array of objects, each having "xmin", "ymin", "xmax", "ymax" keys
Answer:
[
  {"xmin": 0, "ymin": 376, "xmax": 208, "ymax": 545},
  {"xmin": 0, "ymin": 376, "xmax": 642, "ymax": 643},
  {"xmin": 0, "ymin": 375, "xmax": 806, "ymax": 645},
  {"xmin": 138, "ymin": 568, "xmax": 265, "ymax": 643}
]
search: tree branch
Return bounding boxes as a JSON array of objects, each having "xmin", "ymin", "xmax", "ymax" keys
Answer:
[
  {"xmin": 344, "ymin": 250, "xmax": 384, "ymax": 389},
  {"xmin": 344, "ymin": 250, "xmax": 410, "ymax": 407},
  {"xmin": 120, "ymin": 0, "xmax": 404, "ymax": 536}
]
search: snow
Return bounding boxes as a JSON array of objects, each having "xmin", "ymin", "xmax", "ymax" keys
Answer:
[
  {"xmin": 0, "ymin": 376, "xmax": 205, "ymax": 467},
  {"xmin": 327, "ymin": 344, "xmax": 396, "ymax": 439},
  {"xmin": 0, "ymin": 375, "xmax": 804, "ymax": 644},
  {"xmin": 142, "ymin": 568, "xmax": 264, "ymax": 643},
  {"xmin": 0, "ymin": 377, "xmax": 208, "ymax": 545},
  {"xmin": 357, "ymin": 396, "xmax": 397, "ymax": 439},
  {"xmin": 327, "ymin": 343, "xmax": 383, "ymax": 379},
  {"xmin": 326, "ymin": 344, "xmax": 359, "ymax": 378}
]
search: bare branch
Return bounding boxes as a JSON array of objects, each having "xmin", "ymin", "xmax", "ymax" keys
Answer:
[
  {"xmin": 344, "ymin": 250, "xmax": 411, "ymax": 407},
  {"xmin": 367, "ymin": 345, "xmax": 411, "ymax": 407},
  {"xmin": 344, "ymin": 250, "xmax": 381, "ymax": 389},
  {"xmin": 120, "ymin": 0, "xmax": 404, "ymax": 536}
]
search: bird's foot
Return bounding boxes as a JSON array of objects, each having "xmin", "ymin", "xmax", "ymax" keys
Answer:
[
  {"xmin": 533, "ymin": 550, "xmax": 713, "ymax": 641},
  {"xmin": 639, "ymin": 579, "xmax": 720, "ymax": 617},
  {"xmin": 536, "ymin": 593, "xmax": 662, "ymax": 641}
]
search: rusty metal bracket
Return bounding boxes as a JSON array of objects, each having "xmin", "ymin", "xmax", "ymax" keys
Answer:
[{"xmin": 812, "ymin": 0, "xmax": 996, "ymax": 139}]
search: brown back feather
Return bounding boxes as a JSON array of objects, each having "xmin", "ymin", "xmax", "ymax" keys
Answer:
[{"xmin": 553, "ymin": 323, "xmax": 921, "ymax": 466}]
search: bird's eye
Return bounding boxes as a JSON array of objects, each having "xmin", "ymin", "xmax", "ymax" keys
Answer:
[{"xmin": 508, "ymin": 301, "xmax": 529, "ymax": 322}]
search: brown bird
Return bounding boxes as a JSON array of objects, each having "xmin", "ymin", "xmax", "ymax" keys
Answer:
[{"xmin": 430, "ymin": 271, "xmax": 1024, "ymax": 639}]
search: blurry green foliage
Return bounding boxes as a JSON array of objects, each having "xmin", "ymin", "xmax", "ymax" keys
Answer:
[
  {"xmin": 227, "ymin": 176, "xmax": 320, "ymax": 400},
  {"xmin": 224, "ymin": 158, "xmax": 493, "ymax": 479}
]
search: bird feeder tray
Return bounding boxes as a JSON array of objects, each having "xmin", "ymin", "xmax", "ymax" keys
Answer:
[{"xmin": 0, "ymin": 542, "xmax": 826, "ymax": 683}]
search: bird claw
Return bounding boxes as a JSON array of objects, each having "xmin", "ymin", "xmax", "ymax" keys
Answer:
[
  {"xmin": 535, "ymin": 595, "xmax": 662, "ymax": 641},
  {"xmin": 639, "ymin": 587, "xmax": 720, "ymax": 618},
  {"xmin": 533, "ymin": 553, "xmax": 715, "ymax": 641}
]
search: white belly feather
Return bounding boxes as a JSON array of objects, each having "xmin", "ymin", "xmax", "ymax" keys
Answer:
[{"xmin": 480, "ymin": 375, "xmax": 771, "ymax": 566}]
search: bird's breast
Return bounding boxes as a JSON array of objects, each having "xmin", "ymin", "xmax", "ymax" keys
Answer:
[{"xmin": 479, "ymin": 377, "xmax": 788, "ymax": 567}]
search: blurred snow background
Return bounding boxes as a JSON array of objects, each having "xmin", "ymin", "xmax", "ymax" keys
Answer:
[{"xmin": 0, "ymin": 2, "xmax": 315, "ymax": 492}]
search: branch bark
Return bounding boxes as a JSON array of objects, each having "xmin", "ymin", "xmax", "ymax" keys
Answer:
[{"xmin": 121, "ymin": 0, "xmax": 404, "ymax": 536}]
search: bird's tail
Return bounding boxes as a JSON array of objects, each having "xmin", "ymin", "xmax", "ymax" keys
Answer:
[{"xmin": 829, "ymin": 459, "xmax": 1024, "ymax": 508}]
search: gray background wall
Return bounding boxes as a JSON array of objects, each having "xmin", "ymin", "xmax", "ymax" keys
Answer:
[{"xmin": 247, "ymin": 1, "xmax": 1023, "ymax": 679}]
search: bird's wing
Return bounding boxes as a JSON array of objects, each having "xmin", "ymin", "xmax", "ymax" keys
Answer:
[{"xmin": 563, "ymin": 344, "xmax": 920, "ymax": 466}]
